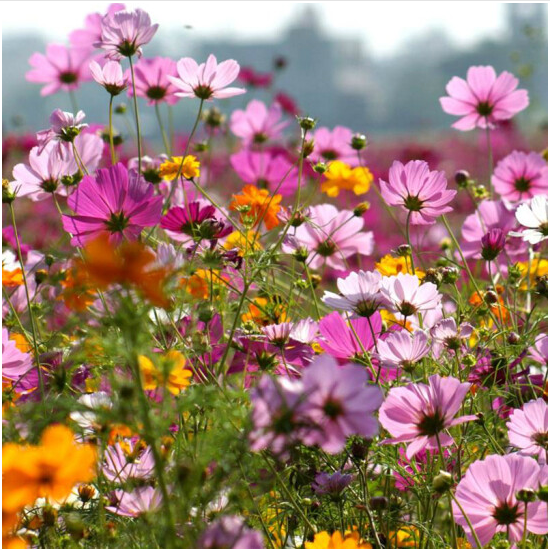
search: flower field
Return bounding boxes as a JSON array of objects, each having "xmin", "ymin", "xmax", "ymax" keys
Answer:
[{"xmin": 2, "ymin": 4, "xmax": 548, "ymax": 549}]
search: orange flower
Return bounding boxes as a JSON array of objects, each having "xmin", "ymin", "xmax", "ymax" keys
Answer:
[
  {"xmin": 138, "ymin": 350, "xmax": 192, "ymax": 395},
  {"xmin": 59, "ymin": 265, "xmax": 96, "ymax": 312},
  {"xmin": 387, "ymin": 526, "xmax": 420, "ymax": 548},
  {"xmin": 180, "ymin": 269, "xmax": 228, "ymax": 300},
  {"xmin": 469, "ymin": 288, "xmax": 510, "ymax": 324},
  {"xmin": 2, "ymin": 268, "xmax": 23, "ymax": 287},
  {"xmin": 306, "ymin": 530, "xmax": 372, "ymax": 549},
  {"xmin": 2, "ymin": 425, "xmax": 96, "ymax": 514},
  {"xmin": 76, "ymin": 235, "xmax": 170, "ymax": 308},
  {"xmin": 229, "ymin": 185, "xmax": 282, "ymax": 230},
  {"xmin": 242, "ymin": 296, "xmax": 288, "ymax": 326}
]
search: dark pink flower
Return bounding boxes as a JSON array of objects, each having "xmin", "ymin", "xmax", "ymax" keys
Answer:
[
  {"xmin": 238, "ymin": 66, "xmax": 273, "ymax": 88},
  {"xmin": 127, "ymin": 56, "xmax": 180, "ymax": 105},
  {"xmin": 440, "ymin": 66, "xmax": 529, "ymax": 130},
  {"xmin": 481, "ymin": 228, "xmax": 507, "ymax": 261},
  {"xmin": 62, "ymin": 163, "xmax": 162, "ymax": 246}
]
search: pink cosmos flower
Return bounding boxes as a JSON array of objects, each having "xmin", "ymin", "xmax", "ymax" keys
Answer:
[
  {"xmin": 283, "ymin": 204, "xmax": 373, "ymax": 270},
  {"xmin": 375, "ymin": 329, "xmax": 430, "ymax": 373},
  {"xmin": 58, "ymin": 133, "xmax": 104, "ymax": 186},
  {"xmin": 103, "ymin": 440, "xmax": 155, "ymax": 482},
  {"xmin": 238, "ymin": 66, "xmax": 273, "ymax": 88},
  {"xmin": 289, "ymin": 318, "xmax": 319, "ymax": 345},
  {"xmin": 95, "ymin": 8, "xmax": 158, "ymax": 59},
  {"xmin": 379, "ymin": 374, "xmax": 476, "ymax": 459},
  {"xmin": 197, "ymin": 515, "xmax": 264, "ymax": 549},
  {"xmin": 26, "ymin": 44, "xmax": 92, "ymax": 96},
  {"xmin": 440, "ymin": 66, "xmax": 529, "ymax": 130},
  {"xmin": 106, "ymin": 486, "xmax": 163, "ymax": 518},
  {"xmin": 312, "ymin": 471, "xmax": 354, "ymax": 497},
  {"xmin": 89, "ymin": 60, "xmax": 128, "ymax": 95},
  {"xmin": 492, "ymin": 151, "xmax": 548, "ymax": 202},
  {"xmin": 167, "ymin": 54, "xmax": 246, "ymax": 100},
  {"xmin": 36, "ymin": 109, "xmax": 88, "ymax": 154},
  {"xmin": 311, "ymin": 126, "xmax": 358, "ymax": 165},
  {"xmin": 230, "ymin": 100, "xmax": 288, "ymax": 144},
  {"xmin": 529, "ymin": 334, "xmax": 548, "ymax": 366},
  {"xmin": 380, "ymin": 273, "xmax": 441, "ymax": 318},
  {"xmin": 322, "ymin": 270, "xmax": 386, "ymax": 317},
  {"xmin": 2, "ymin": 327, "xmax": 33, "ymax": 384},
  {"xmin": 317, "ymin": 311, "xmax": 381, "ymax": 361},
  {"xmin": 69, "ymin": 3, "xmax": 126, "ymax": 50},
  {"xmin": 380, "ymin": 160, "xmax": 456, "ymax": 225},
  {"xmin": 453, "ymin": 454, "xmax": 547, "ymax": 546},
  {"xmin": 507, "ymin": 398, "xmax": 548, "ymax": 463},
  {"xmin": 127, "ymin": 56, "xmax": 180, "ymax": 105},
  {"xmin": 230, "ymin": 150, "xmax": 298, "ymax": 197},
  {"xmin": 461, "ymin": 200, "xmax": 527, "ymax": 260},
  {"xmin": 62, "ymin": 163, "xmax": 163, "ymax": 246},
  {"xmin": 300, "ymin": 354, "xmax": 383, "ymax": 454},
  {"xmin": 430, "ymin": 318, "xmax": 473, "ymax": 357}
]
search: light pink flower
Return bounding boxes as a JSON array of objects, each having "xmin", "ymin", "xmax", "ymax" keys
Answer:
[
  {"xmin": 95, "ymin": 8, "xmax": 158, "ymax": 60},
  {"xmin": 230, "ymin": 100, "xmax": 287, "ymax": 144},
  {"xmin": 106, "ymin": 486, "xmax": 163, "ymax": 517},
  {"xmin": 300, "ymin": 354, "xmax": 383, "ymax": 454},
  {"xmin": 230, "ymin": 150, "xmax": 298, "ymax": 197},
  {"xmin": 380, "ymin": 160, "xmax": 456, "ymax": 225},
  {"xmin": 507, "ymin": 398, "xmax": 547, "ymax": 463},
  {"xmin": 376, "ymin": 330, "xmax": 430, "ymax": 372},
  {"xmin": 103, "ymin": 440, "xmax": 155, "ymax": 482},
  {"xmin": 492, "ymin": 151, "xmax": 548, "ymax": 202},
  {"xmin": 26, "ymin": 44, "xmax": 92, "ymax": 96},
  {"xmin": 127, "ymin": 56, "xmax": 180, "ymax": 105},
  {"xmin": 36, "ymin": 109, "xmax": 88, "ymax": 154},
  {"xmin": 379, "ymin": 374, "xmax": 476, "ymax": 459},
  {"xmin": 283, "ymin": 204, "xmax": 373, "ymax": 270},
  {"xmin": 430, "ymin": 318, "xmax": 474, "ymax": 357},
  {"xmin": 380, "ymin": 273, "xmax": 441, "ymax": 317},
  {"xmin": 440, "ymin": 66, "xmax": 529, "ymax": 130},
  {"xmin": 168, "ymin": 54, "xmax": 246, "ymax": 100},
  {"xmin": 89, "ymin": 60, "xmax": 128, "ymax": 95},
  {"xmin": 311, "ymin": 126, "xmax": 358, "ymax": 165},
  {"xmin": 453, "ymin": 454, "xmax": 547, "ymax": 546},
  {"xmin": 529, "ymin": 334, "xmax": 548, "ymax": 366},
  {"xmin": 2, "ymin": 327, "xmax": 33, "ymax": 383},
  {"xmin": 69, "ymin": 3, "xmax": 126, "ymax": 51}
]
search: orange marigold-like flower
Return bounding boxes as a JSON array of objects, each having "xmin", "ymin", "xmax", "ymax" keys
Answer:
[
  {"xmin": 375, "ymin": 254, "xmax": 425, "ymax": 278},
  {"xmin": 469, "ymin": 287, "xmax": 510, "ymax": 324},
  {"xmin": 321, "ymin": 161, "xmax": 372, "ymax": 197},
  {"xmin": 159, "ymin": 155, "xmax": 201, "ymax": 180},
  {"xmin": 138, "ymin": 350, "xmax": 192, "ymax": 395},
  {"xmin": 387, "ymin": 526, "xmax": 421, "ymax": 548},
  {"xmin": 242, "ymin": 296, "xmax": 288, "ymax": 326},
  {"xmin": 229, "ymin": 185, "xmax": 282, "ymax": 230},
  {"xmin": 306, "ymin": 530, "xmax": 372, "ymax": 549}
]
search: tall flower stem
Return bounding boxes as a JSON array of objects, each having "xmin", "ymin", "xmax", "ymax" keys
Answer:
[
  {"xmin": 485, "ymin": 122, "xmax": 493, "ymax": 197},
  {"xmin": 155, "ymin": 103, "xmax": 171, "ymax": 156},
  {"xmin": 128, "ymin": 56, "xmax": 142, "ymax": 175},
  {"xmin": 405, "ymin": 210, "xmax": 416, "ymax": 274},
  {"xmin": 69, "ymin": 89, "xmax": 78, "ymax": 113},
  {"xmin": 450, "ymin": 492, "xmax": 483, "ymax": 549},
  {"xmin": 108, "ymin": 94, "xmax": 117, "ymax": 165}
]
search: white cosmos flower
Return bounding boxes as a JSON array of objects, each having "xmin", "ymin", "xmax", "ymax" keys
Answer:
[{"xmin": 513, "ymin": 195, "xmax": 548, "ymax": 245}]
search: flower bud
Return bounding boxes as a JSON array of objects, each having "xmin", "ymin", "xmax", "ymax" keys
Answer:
[
  {"xmin": 462, "ymin": 354, "xmax": 477, "ymax": 368},
  {"xmin": 298, "ymin": 116, "xmax": 316, "ymax": 131},
  {"xmin": 198, "ymin": 305, "xmax": 214, "ymax": 323},
  {"xmin": 481, "ymin": 229, "xmax": 506, "ymax": 261},
  {"xmin": 194, "ymin": 141, "xmax": 209, "ymax": 153},
  {"xmin": 473, "ymin": 185, "xmax": 489, "ymax": 200},
  {"xmin": 422, "ymin": 268, "xmax": 443, "ymax": 287},
  {"xmin": 351, "ymin": 133, "xmax": 368, "ymax": 151},
  {"xmin": 78, "ymin": 484, "xmax": 95, "ymax": 503},
  {"xmin": 516, "ymin": 488, "xmax": 537, "ymax": 503},
  {"xmin": 441, "ymin": 266, "xmax": 459, "ymax": 284},
  {"xmin": 273, "ymin": 56, "xmax": 287, "ymax": 70},
  {"xmin": 302, "ymin": 139, "xmax": 315, "ymax": 158},
  {"xmin": 484, "ymin": 290, "xmax": 499, "ymax": 305},
  {"xmin": 114, "ymin": 103, "xmax": 127, "ymax": 114},
  {"xmin": 432, "ymin": 471, "xmax": 453, "ymax": 493},
  {"xmin": 395, "ymin": 244, "xmax": 412, "ymax": 257},
  {"xmin": 293, "ymin": 247, "xmax": 309, "ymax": 263},
  {"xmin": 353, "ymin": 202, "xmax": 370, "ymax": 216},
  {"xmin": 535, "ymin": 275, "xmax": 548, "ymax": 298},
  {"xmin": 2, "ymin": 179, "xmax": 16, "ymax": 204},
  {"xmin": 203, "ymin": 107, "xmax": 225, "ymax": 128},
  {"xmin": 369, "ymin": 495, "xmax": 389, "ymax": 510},
  {"xmin": 35, "ymin": 269, "xmax": 48, "ymax": 285},
  {"xmin": 537, "ymin": 485, "xmax": 548, "ymax": 502},
  {"xmin": 507, "ymin": 332, "xmax": 520, "ymax": 345},
  {"xmin": 454, "ymin": 170, "xmax": 470, "ymax": 187},
  {"xmin": 309, "ymin": 273, "xmax": 322, "ymax": 289},
  {"xmin": 313, "ymin": 162, "xmax": 328, "ymax": 174},
  {"xmin": 42, "ymin": 504, "xmax": 58, "ymax": 527},
  {"xmin": 440, "ymin": 237, "xmax": 452, "ymax": 251}
]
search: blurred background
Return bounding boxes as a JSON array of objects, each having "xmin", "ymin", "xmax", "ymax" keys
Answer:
[{"xmin": 2, "ymin": 1, "xmax": 548, "ymax": 137}]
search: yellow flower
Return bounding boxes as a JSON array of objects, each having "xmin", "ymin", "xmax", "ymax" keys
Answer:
[
  {"xmin": 159, "ymin": 155, "xmax": 201, "ymax": 180},
  {"xmin": 2, "ymin": 268, "xmax": 23, "ymax": 287},
  {"xmin": 306, "ymin": 530, "xmax": 372, "ymax": 549},
  {"xmin": 516, "ymin": 258, "xmax": 548, "ymax": 289},
  {"xmin": 2, "ymin": 425, "xmax": 97, "ymax": 514},
  {"xmin": 224, "ymin": 230, "xmax": 262, "ymax": 253},
  {"xmin": 138, "ymin": 350, "xmax": 192, "ymax": 395},
  {"xmin": 375, "ymin": 254, "xmax": 425, "ymax": 278},
  {"xmin": 321, "ymin": 161, "xmax": 372, "ymax": 197},
  {"xmin": 387, "ymin": 526, "xmax": 420, "ymax": 548}
]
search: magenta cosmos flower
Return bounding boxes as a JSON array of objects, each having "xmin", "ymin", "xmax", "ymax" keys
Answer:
[
  {"xmin": 62, "ymin": 163, "xmax": 162, "ymax": 246},
  {"xmin": 507, "ymin": 398, "xmax": 547, "ymax": 463},
  {"xmin": 95, "ymin": 8, "xmax": 158, "ymax": 59},
  {"xmin": 492, "ymin": 150, "xmax": 548, "ymax": 202},
  {"xmin": 300, "ymin": 354, "xmax": 383, "ymax": 454},
  {"xmin": 379, "ymin": 374, "xmax": 476, "ymax": 459},
  {"xmin": 380, "ymin": 160, "xmax": 456, "ymax": 225},
  {"xmin": 322, "ymin": 269, "xmax": 386, "ymax": 317},
  {"xmin": 127, "ymin": 56, "xmax": 180, "ymax": 105},
  {"xmin": 167, "ymin": 54, "xmax": 246, "ymax": 100},
  {"xmin": 230, "ymin": 150, "xmax": 298, "ymax": 197},
  {"xmin": 311, "ymin": 126, "xmax": 358, "ymax": 165},
  {"xmin": 230, "ymin": 99, "xmax": 288, "ymax": 144},
  {"xmin": 69, "ymin": 3, "xmax": 126, "ymax": 50},
  {"xmin": 453, "ymin": 454, "xmax": 547, "ymax": 547},
  {"xmin": 283, "ymin": 204, "xmax": 373, "ymax": 270},
  {"xmin": 90, "ymin": 60, "xmax": 128, "ymax": 95},
  {"xmin": 380, "ymin": 273, "xmax": 441, "ymax": 318},
  {"xmin": 26, "ymin": 44, "xmax": 92, "ymax": 96},
  {"xmin": 440, "ymin": 66, "xmax": 529, "ymax": 130}
]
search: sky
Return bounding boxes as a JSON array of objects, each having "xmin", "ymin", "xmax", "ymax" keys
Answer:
[{"xmin": 1, "ymin": 1, "xmax": 508, "ymax": 57}]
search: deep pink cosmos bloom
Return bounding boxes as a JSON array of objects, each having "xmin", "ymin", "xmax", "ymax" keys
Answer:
[
  {"xmin": 461, "ymin": 200, "xmax": 527, "ymax": 260},
  {"xmin": 480, "ymin": 228, "xmax": 507, "ymax": 261},
  {"xmin": 69, "ymin": 3, "xmax": 126, "ymax": 50},
  {"xmin": 62, "ymin": 163, "xmax": 163, "ymax": 246},
  {"xmin": 274, "ymin": 92, "xmax": 300, "ymax": 116},
  {"xmin": 300, "ymin": 354, "xmax": 383, "ymax": 454},
  {"xmin": 379, "ymin": 374, "xmax": 476, "ymax": 459},
  {"xmin": 197, "ymin": 516, "xmax": 264, "ymax": 549},
  {"xmin": 36, "ymin": 109, "xmax": 88, "ymax": 154},
  {"xmin": 283, "ymin": 204, "xmax": 374, "ymax": 270},
  {"xmin": 90, "ymin": 60, "xmax": 128, "ymax": 95},
  {"xmin": 106, "ymin": 486, "xmax": 163, "ymax": 518},
  {"xmin": 2, "ymin": 226, "xmax": 31, "ymax": 258},
  {"xmin": 375, "ymin": 329, "xmax": 430, "ymax": 373},
  {"xmin": 507, "ymin": 398, "xmax": 548, "ymax": 463},
  {"xmin": 26, "ymin": 44, "xmax": 92, "ymax": 96},
  {"xmin": 380, "ymin": 273, "xmax": 441, "ymax": 318},
  {"xmin": 103, "ymin": 440, "xmax": 155, "ymax": 482},
  {"xmin": 380, "ymin": 160, "xmax": 456, "ymax": 225},
  {"xmin": 2, "ymin": 327, "xmax": 33, "ymax": 383},
  {"xmin": 311, "ymin": 126, "xmax": 358, "ymax": 165},
  {"xmin": 453, "ymin": 454, "xmax": 547, "ymax": 546},
  {"xmin": 95, "ymin": 8, "xmax": 158, "ymax": 60},
  {"xmin": 127, "ymin": 57, "xmax": 180, "ymax": 105},
  {"xmin": 322, "ymin": 270, "xmax": 386, "ymax": 317},
  {"xmin": 168, "ymin": 55, "xmax": 246, "ymax": 100},
  {"xmin": 492, "ymin": 151, "xmax": 548, "ymax": 202},
  {"xmin": 317, "ymin": 311, "xmax": 381, "ymax": 361},
  {"xmin": 230, "ymin": 100, "xmax": 288, "ymax": 144},
  {"xmin": 440, "ymin": 66, "xmax": 529, "ymax": 130},
  {"xmin": 230, "ymin": 150, "xmax": 298, "ymax": 197},
  {"xmin": 238, "ymin": 66, "xmax": 273, "ymax": 88}
]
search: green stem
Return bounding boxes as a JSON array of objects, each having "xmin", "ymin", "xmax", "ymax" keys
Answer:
[
  {"xmin": 128, "ymin": 56, "xmax": 142, "ymax": 175},
  {"xmin": 108, "ymin": 94, "xmax": 117, "ymax": 165},
  {"xmin": 155, "ymin": 102, "xmax": 171, "ymax": 156},
  {"xmin": 405, "ymin": 210, "xmax": 416, "ymax": 274},
  {"xmin": 450, "ymin": 492, "xmax": 483, "ymax": 549}
]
